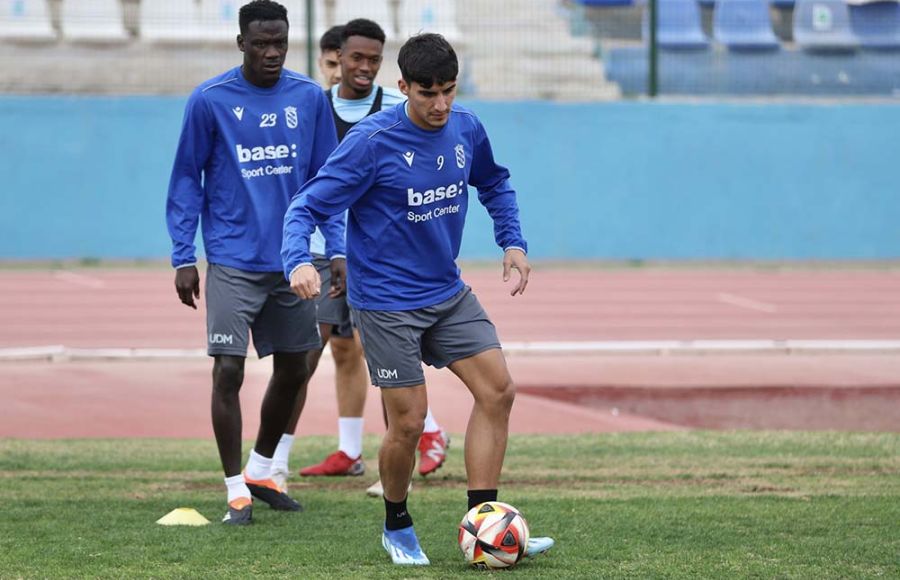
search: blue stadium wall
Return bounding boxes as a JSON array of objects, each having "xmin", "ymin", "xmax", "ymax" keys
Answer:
[{"xmin": 1, "ymin": 97, "xmax": 897, "ymax": 260}]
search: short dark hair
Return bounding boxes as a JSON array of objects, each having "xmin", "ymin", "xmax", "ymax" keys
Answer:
[
  {"xmin": 397, "ymin": 33, "xmax": 458, "ymax": 88},
  {"xmin": 341, "ymin": 18, "xmax": 386, "ymax": 46},
  {"xmin": 319, "ymin": 25, "xmax": 344, "ymax": 52},
  {"xmin": 239, "ymin": 0, "xmax": 288, "ymax": 34}
]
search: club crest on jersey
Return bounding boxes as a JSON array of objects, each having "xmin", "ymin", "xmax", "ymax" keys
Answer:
[
  {"xmin": 284, "ymin": 106, "xmax": 298, "ymax": 129},
  {"xmin": 455, "ymin": 144, "xmax": 465, "ymax": 168}
]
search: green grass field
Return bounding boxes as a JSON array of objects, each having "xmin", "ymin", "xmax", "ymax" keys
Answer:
[{"xmin": 2, "ymin": 432, "xmax": 898, "ymax": 578}]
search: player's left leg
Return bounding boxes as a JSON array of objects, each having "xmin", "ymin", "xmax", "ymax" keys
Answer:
[
  {"xmin": 272, "ymin": 322, "xmax": 332, "ymax": 488},
  {"xmin": 244, "ymin": 351, "xmax": 309, "ymax": 511},
  {"xmin": 447, "ymin": 348, "xmax": 513, "ymax": 491},
  {"xmin": 243, "ymin": 275, "xmax": 319, "ymax": 511},
  {"xmin": 432, "ymin": 287, "xmax": 553, "ymax": 559},
  {"xmin": 449, "ymin": 348, "xmax": 554, "ymax": 559}
]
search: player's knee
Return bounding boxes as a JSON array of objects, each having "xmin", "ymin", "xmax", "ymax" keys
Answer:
[
  {"xmin": 213, "ymin": 356, "xmax": 245, "ymax": 394},
  {"xmin": 274, "ymin": 354, "xmax": 311, "ymax": 387},
  {"xmin": 330, "ymin": 336, "xmax": 363, "ymax": 366},
  {"xmin": 478, "ymin": 376, "xmax": 516, "ymax": 414},
  {"xmin": 496, "ymin": 377, "xmax": 516, "ymax": 411},
  {"xmin": 390, "ymin": 412, "xmax": 425, "ymax": 444}
]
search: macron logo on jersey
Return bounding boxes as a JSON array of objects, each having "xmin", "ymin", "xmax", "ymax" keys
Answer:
[
  {"xmin": 236, "ymin": 143, "xmax": 298, "ymax": 162},
  {"xmin": 407, "ymin": 180, "xmax": 465, "ymax": 206},
  {"xmin": 403, "ymin": 151, "xmax": 415, "ymax": 167},
  {"xmin": 232, "ymin": 106, "xmax": 244, "ymax": 121}
]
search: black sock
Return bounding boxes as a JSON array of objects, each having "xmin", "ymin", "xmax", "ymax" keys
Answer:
[
  {"xmin": 384, "ymin": 497, "xmax": 413, "ymax": 531},
  {"xmin": 467, "ymin": 489, "xmax": 498, "ymax": 511}
]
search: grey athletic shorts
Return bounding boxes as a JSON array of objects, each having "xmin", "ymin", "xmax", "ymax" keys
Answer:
[
  {"xmin": 351, "ymin": 286, "xmax": 501, "ymax": 388},
  {"xmin": 313, "ymin": 255, "xmax": 353, "ymax": 339},
  {"xmin": 205, "ymin": 263, "xmax": 321, "ymax": 358}
]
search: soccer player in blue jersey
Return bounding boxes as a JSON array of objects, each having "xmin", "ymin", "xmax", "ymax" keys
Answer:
[
  {"xmin": 165, "ymin": 0, "xmax": 340, "ymax": 526},
  {"xmin": 274, "ymin": 19, "xmax": 450, "ymax": 498},
  {"xmin": 282, "ymin": 33, "xmax": 554, "ymax": 565},
  {"xmin": 316, "ymin": 25, "xmax": 343, "ymax": 89}
]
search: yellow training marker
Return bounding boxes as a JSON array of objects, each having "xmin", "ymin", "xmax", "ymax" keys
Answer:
[{"xmin": 156, "ymin": 508, "xmax": 210, "ymax": 526}]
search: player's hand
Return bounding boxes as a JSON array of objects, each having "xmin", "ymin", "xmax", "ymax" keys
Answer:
[
  {"xmin": 174, "ymin": 266, "xmax": 200, "ymax": 310},
  {"xmin": 290, "ymin": 264, "xmax": 321, "ymax": 300},
  {"xmin": 328, "ymin": 257, "xmax": 347, "ymax": 298},
  {"xmin": 502, "ymin": 248, "xmax": 530, "ymax": 297}
]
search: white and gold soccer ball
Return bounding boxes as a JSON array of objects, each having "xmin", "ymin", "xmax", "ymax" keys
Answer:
[{"xmin": 458, "ymin": 501, "xmax": 530, "ymax": 569}]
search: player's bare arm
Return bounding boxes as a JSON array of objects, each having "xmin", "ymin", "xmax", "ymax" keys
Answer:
[
  {"xmin": 328, "ymin": 257, "xmax": 347, "ymax": 298},
  {"xmin": 502, "ymin": 248, "xmax": 530, "ymax": 297},
  {"xmin": 290, "ymin": 264, "xmax": 322, "ymax": 299},
  {"xmin": 174, "ymin": 266, "xmax": 201, "ymax": 309}
]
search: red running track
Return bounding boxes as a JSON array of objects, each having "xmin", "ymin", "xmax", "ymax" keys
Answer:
[
  {"xmin": 3, "ymin": 266, "xmax": 900, "ymax": 348},
  {"xmin": 1, "ymin": 265, "xmax": 899, "ymax": 438}
]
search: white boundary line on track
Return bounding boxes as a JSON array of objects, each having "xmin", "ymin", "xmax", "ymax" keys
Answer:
[{"xmin": 3, "ymin": 340, "xmax": 900, "ymax": 361}]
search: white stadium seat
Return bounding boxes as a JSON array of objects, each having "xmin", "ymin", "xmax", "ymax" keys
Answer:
[
  {"xmin": 140, "ymin": 0, "xmax": 202, "ymax": 43},
  {"xmin": 0, "ymin": 0, "xmax": 55, "ymax": 40},
  {"xmin": 60, "ymin": 0, "xmax": 128, "ymax": 42},
  {"xmin": 197, "ymin": 0, "xmax": 240, "ymax": 42},
  {"xmin": 399, "ymin": 0, "xmax": 461, "ymax": 42},
  {"xmin": 334, "ymin": 0, "xmax": 393, "ymax": 35}
]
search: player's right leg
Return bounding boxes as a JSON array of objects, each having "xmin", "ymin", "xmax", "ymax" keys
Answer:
[
  {"xmin": 352, "ymin": 307, "xmax": 432, "ymax": 565},
  {"xmin": 298, "ymin": 324, "xmax": 369, "ymax": 477},
  {"xmin": 299, "ymin": 333, "xmax": 367, "ymax": 477},
  {"xmin": 380, "ymin": 384, "xmax": 429, "ymax": 565},
  {"xmin": 205, "ymin": 264, "xmax": 260, "ymax": 524}
]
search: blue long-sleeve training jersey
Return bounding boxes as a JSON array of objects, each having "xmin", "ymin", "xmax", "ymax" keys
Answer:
[
  {"xmin": 166, "ymin": 66, "xmax": 341, "ymax": 272},
  {"xmin": 282, "ymin": 102, "xmax": 528, "ymax": 311}
]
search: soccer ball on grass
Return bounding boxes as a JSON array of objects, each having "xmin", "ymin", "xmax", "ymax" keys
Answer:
[{"xmin": 458, "ymin": 501, "xmax": 529, "ymax": 569}]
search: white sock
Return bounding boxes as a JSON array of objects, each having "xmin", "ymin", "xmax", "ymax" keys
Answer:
[
  {"xmin": 224, "ymin": 473, "xmax": 250, "ymax": 503},
  {"xmin": 337, "ymin": 417, "xmax": 364, "ymax": 459},
  {"xmin": 273, "ymin": 434, "xmax": 295, "ymax": 472},
  {"xmin": 244, "ymin": 450, "xmax": 273, "ymax": 481},
  {"xmin": 423, "ymin": 407, "xmax": 440, "ymax": 433}
]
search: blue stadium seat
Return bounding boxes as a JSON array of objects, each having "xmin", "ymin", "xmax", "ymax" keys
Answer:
[
  {"xmin": 645, "ymin": 0, "xmax": 710, "ymax": 48},
  {"xmin": 714, "ymin": 0, "xmax": 780, "ymax": 49},
  {"xmin": 770, "ymin": 0, "xmax": 795, "ymax": 7},
  {"xmin": 849, "ymin": 1, "xmax": 900, "ymax": 49},
  {"xmin": 793, "ymin": 0, "xmax": 859, "ymax": 50}
]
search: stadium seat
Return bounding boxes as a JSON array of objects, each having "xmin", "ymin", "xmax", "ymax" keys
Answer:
[
  {"xmin": 140, "ymin": 0, "xmax": 202, "ymax": 42},
  {"xmin": 713, "ymin": 0, "xmax": 780, "ymax": 49},
  {"xmin": 644, "ymin": 0, "xmax": 710, "ymax": 49},
  {"xmin": 770, "ymin": 0, "xmax": 795, "ymax": 6},
  {"xmin": 60, "ymin": 0, "xmax": 128, "ymax": 42},
  {"xmin": 0, "ymin": 0, "xmax": 55, "ymax": 40},
  {"xmin": 572, "ymin": 0, "xmax": 634, "ymax": 5},
  {"xmin": 849, "ymin": 1, "xmax": 900, "ymax": 49},
  {"xmin": 793, "ymin": 0, "xmax": 859, "ymax": 50},
  {"xmin": 197, "ymin": 0, "xmax": 241, "ymax": 42},
  {"xmin": 334, "ymin": 0, "xmax": 393, "ymax": 33},
  {"xmin": 399, "ymin": 0, "xmax": 461, "ymax": 42},
  {"xmin": 279, "ymin": 0, "xmax": 314, "ymax": 45}
]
